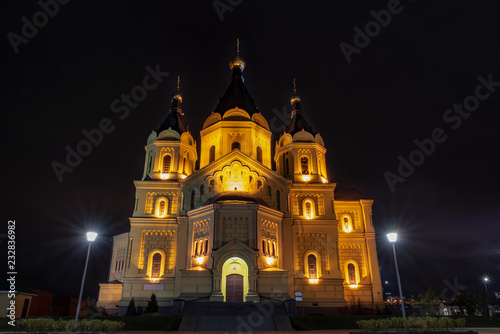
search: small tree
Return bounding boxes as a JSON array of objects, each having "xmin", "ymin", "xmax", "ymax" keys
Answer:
[
  {"xmin": 412, "ymin": 288, "xmax": 440, "ymax": 315},
  {"xmin": 126, "ymin": 298, "xmax": 137, "ymax": 316},
  {"xmin": 145, "ymin": 293, "xmax": 159, "ymax": 313}
]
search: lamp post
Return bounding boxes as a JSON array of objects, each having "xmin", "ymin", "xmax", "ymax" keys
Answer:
[
  {"xmin": 483, "ymin": 277, "xmax": 489, "ymax": 292},
  {"xmin": 387, "ymin": 232, "xmax": 406, "ymax": 318},
  {"xmin": 74, "ymin": 232, "xmax": 97, "ymax": 329}
]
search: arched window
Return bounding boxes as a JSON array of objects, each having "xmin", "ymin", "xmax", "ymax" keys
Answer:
[
  {"xmin": 158, "ymin": 200, "xmax": 166, "ymax": 217},
  {"xmin": 347, "ymin": 263, "xmax": 356, "ymax": 285},
  {"xmin": 262, "ymin": 239, "xmax": 267, "ymax": 255},
  {"xmin": 301, "ymin": 156, "xmax": 309, "ymax": 174},
  {"xmin": 276, "ymin": 190, "xmax": 281, "ymax": 211},
  {"xmin": 209, "ymin": 146, "xmax": 215, "ymax": 163},
  {"xmin": 155, "ymin": 197, "xmax": 168, "ymax": 218},
  {"xmin": 151, "ymin": 253, "xmax": 162, "ymax": 278},
  {"xmin": 182, "ymin": 156, "xmax": 187, "ymax": 173},
  {"xmin": 257, "ymin": 180, "xmax": 262, "ymax": 188},
  {"xmin": 342, "ymin": 215, "xmax": 353, "ymax": 233},
  {"xmin": 285, "ymin": 158, "xmax": 290, "ymax": 176},
  {"xmin": 190, "ymin": 189, "xmax": 196, "ymax": 210},
  {"xmin": 267, "ymin": 186, "xmax": 272, "ymax": 198},
  {"xmin": 303, "ymin": 199, "xmax": 315, "ymax": 219},
  {"xmin": 256, "ymin": 146, "xmax": 262, "ymax": 163},
  {"xmin": 204, "ymin": 239, "xmax": 209, "ymax": 254},
  {"xmin": 194, "ymin": 241, "xmax": 198, "ymax": 256},
  {"xmin": 345, "ymin": 261, "xmax": 360, "ymax": 287},
  {"xmin": 272, "ymin": 241, "xmax": 277, "ymax": 257},
  {"xmin": 231, "ymin": 142, "xmax": 241, "ymax": 150},
  {"xmin": 307, "ymin": 254, "xmax": 317, "ymax": 279},
  {"xmin": 199, "ymin": 239, "xmax": 204, "ymax": 255},
  {"xmin": 443, "ymin": 308, "xmax": 449, "ymax": 316},
  {"xmin": 163, "ymin": 155, "xmax": 171, "ymax": 174}
]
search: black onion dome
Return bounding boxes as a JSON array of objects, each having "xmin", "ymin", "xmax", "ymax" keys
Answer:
[{"xmin": 203, "ymin": 191, "xmax": 269, "ymax": 207}]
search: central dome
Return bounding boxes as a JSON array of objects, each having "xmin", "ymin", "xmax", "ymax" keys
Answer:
[{"xmin": 203, "ymin": 191, "xmax": 269, "ymax": 207}]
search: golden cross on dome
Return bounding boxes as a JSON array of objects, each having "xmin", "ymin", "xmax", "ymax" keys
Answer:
[
  {"xmin": 293, "ymin": 78, "xmax": 297, "ymax": 95},
  {"xmin": 237, "ymin": 38, "xmax": 240, "ymax": 56},
  {"xmin": 177, "ymin": 75, "xmax": 180, "ymax": 91}
]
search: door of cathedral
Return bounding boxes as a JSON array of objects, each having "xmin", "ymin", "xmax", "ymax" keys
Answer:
[{"xmin": 226, "ymin": 274, "xmax": 243, "ymax": 302}]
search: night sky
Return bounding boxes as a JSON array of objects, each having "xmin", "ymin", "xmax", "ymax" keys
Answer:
[{"xmin": 2, "ymin": 1, "xmax": 499, "ymax": 301}]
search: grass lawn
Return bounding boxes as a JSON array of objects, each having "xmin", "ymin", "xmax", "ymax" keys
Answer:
[
  {"xmin": 289, "ymin": 315, "xmax": 500, "ymax": 330},
  {"xmin": 0, "ymin": 315, "xmax": 182, "ymax": 332}
]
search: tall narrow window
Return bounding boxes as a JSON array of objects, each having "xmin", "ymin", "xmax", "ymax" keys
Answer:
[
  {"xmin": 182, "ymin": 157, "xmax": 187, "ymax": 173},
  {"xmin": 285, "ymin": 158, "xmax": 289, "ymax": 176},
  {"xmin": 262, "ymin": 240, "xmax": 267, "ymax": 255},
  {"xmin": 204, "ymin": 239, "xmax": 209, "ymax": 254},
  {"xmin": 194, "ymin": 241, "xmax": 198, "ymax": 256},
  {"xmin": 151, "ymin": 253, "xmax": 162, "ymax": 278},
  {"xmin": 267, "ymin": 186, "xmax": 272, "ymax": 198},
  {"xmin": 200, "ymin": 185, "xmax": 205, "ymax": 197},
  {"xmin": 231, "ymin": 142, "xmax": 241, "ymax": 150},
  {"xmin": 209, "ymin": 146, "xmax": 215, "ymax": 163},
  {"xmin": 190, "ymin": 190, "xmax": 196, "ymax": 210},
  {"xmin": 343, "ymin": 215, "xmax": 353, "ymax": 233},
  {"xmin": 272, "ymin": 242, "xmax": 276, "ymax": 257},
  {"xmin": 158, "ymin": 200, "xmax": 166, "ymax": 217},
  {"xmin": 257, "ymin": 180, "xmax": 262, "ymax": 188},
  {"xmin": 276, "ymin": 190, "xmax": 281, "ymax": 211},
  {"xmin": 256, "ymin": 146, "xmax": 263, "ymax": 163},
  {"xmin": 308, "ymin": 254, "xmax": 317, "ymax": 279},
  {"xmin": 163, "ymin": 155, "xmax": 171, "ymax": 174},
  {"xmin": 348, "ymin": 263, "xmax": 356, "ymax": 285},
  {"xmin": 301, "ymin": 156, "xmax": 309, "ymax": 174},
  {"xmin": 305, "ymin": 201, "xmax": 312, "ymax": 219}
]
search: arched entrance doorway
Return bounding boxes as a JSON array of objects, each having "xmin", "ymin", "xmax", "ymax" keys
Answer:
[{"xmin": 221, "ymin": 257, "xmax": 248, "ymax": 302}]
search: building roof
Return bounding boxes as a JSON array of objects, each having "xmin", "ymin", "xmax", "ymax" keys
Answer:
[
  {"xmin": 203, "ymin": 191, "xmax": 269, "ymax": 207},
  {"xmin": 157, "ymin": 82, "xmax": 188, "ymax": 134},
  {"xmin": 334, "ymin": 188, "xmax": 368, "ymax": 201},
  {"xmin": 213, "ymin": 65, "xmax": 259, "ymax": 116}
]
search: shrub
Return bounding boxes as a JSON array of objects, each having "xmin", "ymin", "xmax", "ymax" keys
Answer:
[{"xmin": 16, "ymin": 318, "xmax": 125, "ymax": 333}]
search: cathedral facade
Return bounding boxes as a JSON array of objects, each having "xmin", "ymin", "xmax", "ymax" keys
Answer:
[{"xmin": 97, "ymin": 50, "xmax": 383, "ymax": 314}]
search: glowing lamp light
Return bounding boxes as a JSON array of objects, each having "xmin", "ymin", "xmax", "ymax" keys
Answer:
[
  {"xmin": 309, "ymin": 278, "xmax": 318, "ymax": 284},
  {"xmin": 387, "ymin": 233, "xmax": 398, "ymax": 243},
  {"xmin": 321, "ymin": 176, "xmax": 327, "ymax": 183},
  {"xmin": 266, "ymin": 257, "xmax": 274, "ymax": 265},
  {"xmin": 196, "ymin": 256, "xmax": 204, "ymax": 265},
  {"xmin": 149, "ymin": 277, "xmax": 159, "ymax": 283},
  {"xmin": 484, "ymin": 277, "xmax": 489, "ymax": 282},
  {"xmin": 86, "ymin": 232, "xmax": 98, "ymax": 242},
  {"xmin": 350, "ymin": 284, "xmax": 358, "ymax": 289},
  {"xmin": 181, "ymin": 174, "xmax": 187, "ymax": 179},
  {"xmin": 302, "ymin": 174, "xmax": 311, "ymax": 182},
  {"xmin": 160, "ymin": 173, "xmax": 170, "ymax": 180}
]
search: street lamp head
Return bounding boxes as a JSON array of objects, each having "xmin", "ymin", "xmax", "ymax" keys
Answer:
[
  {"xmin": 484, "ymin": 277, "xmax": 489, "ymax": 282},
  {"xmin": 387, "ymin": 233, "xmax": 398, "ymax": 243},
  {"xmin": 86, "ymin": 232, "xmax": 98, "ymax": 242}
]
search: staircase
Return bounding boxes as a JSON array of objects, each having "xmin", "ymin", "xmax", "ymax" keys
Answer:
[{"xmin": 178, "ymin": 301, "xmax": 293, "ymax": 331}]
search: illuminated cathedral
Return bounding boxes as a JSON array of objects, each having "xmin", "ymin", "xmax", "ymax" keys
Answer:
[{"xmin": 97, "ymin": 45, "xmax": 384, "ymax": 315}]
